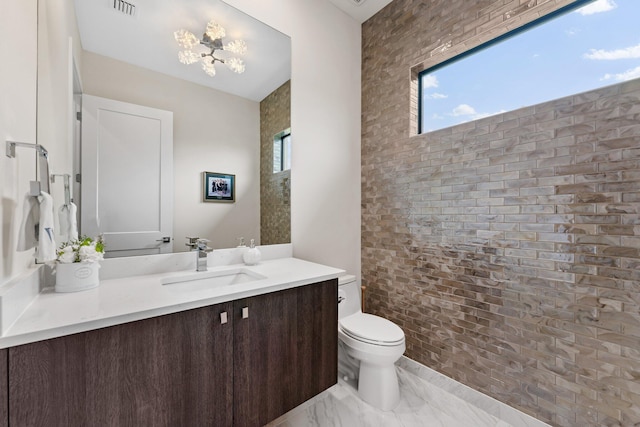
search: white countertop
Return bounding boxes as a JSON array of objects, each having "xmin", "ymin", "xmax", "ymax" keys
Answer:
[{"xmin": 0, "ymin": 257, "xmax": 344, "ymax": 349}]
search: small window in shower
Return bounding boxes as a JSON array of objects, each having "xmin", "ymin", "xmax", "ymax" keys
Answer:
[{"xmin": 273, "ymin": 128, "xmax": 291, "ymax": 173}]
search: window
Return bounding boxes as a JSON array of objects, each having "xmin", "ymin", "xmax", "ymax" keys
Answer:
[
  {"xmin": 419, "ymin": 0, "xmax": 640, "ymax": 134},
  {"xmin": 273, "ymin": 129, "xmax": 291, "ymax": 173}
]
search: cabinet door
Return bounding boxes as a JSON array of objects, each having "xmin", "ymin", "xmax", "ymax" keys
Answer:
[
  {"xmin": 9, "ymin": 303, "xmax": 233, "ymax": 427},
  {"xmin": 234, "ymin": 279, "xmax": 338, "ymax": 427},
  {"xmin": 0, "ymin": 349, "xmax": 6, "ymax": 427}
]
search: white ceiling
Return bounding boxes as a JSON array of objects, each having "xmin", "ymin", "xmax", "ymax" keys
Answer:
[
  {"xmin": 74, "ymin": 0, "xmax": 391, "ymax": 102},
  {"xmin": 326, "ymin": 0, "xmax": 392, "ymax": 23},
  {"xmin": 74, "ymin": 0, "xmax": 291, "ymax": 102}
]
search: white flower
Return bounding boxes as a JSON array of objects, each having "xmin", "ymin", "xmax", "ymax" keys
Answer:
[
  {"xmin": 78, "ymin": 243, "xmax": 104, "ymax": 263},
  {"xmin": 56, "ymin": 236, "xmax": 105, "ymax": 264},
  {"xmin": 57, "ymin": 245, "xmax": 77, "ymax": 263}
]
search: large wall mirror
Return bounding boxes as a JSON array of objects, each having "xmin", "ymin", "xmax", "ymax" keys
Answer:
[{"xmin": 37, "ymin": 0, "xmax": 291, "ymax": 257}]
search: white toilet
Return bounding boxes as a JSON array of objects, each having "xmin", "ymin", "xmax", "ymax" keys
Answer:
[{"xmin": 337, "ymin": 275, "xmax": 406, "ymax": 411}]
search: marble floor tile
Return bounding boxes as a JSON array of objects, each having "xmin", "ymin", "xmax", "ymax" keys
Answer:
[{"xmin": 267, "ymin": 366, "xmax": 514, "ymax": 427}]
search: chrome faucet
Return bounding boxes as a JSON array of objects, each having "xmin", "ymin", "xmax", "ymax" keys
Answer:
[
  {"xmin": 193, "ymin": 238, "xmax": 212, "ymax": 271},
  {"xmin": 196, "ymin": 238, "xmax": 212, "ymax": 271},
  {"xmin": 185, "ymin": 236, "xmax": 200, "ymax": 251}
]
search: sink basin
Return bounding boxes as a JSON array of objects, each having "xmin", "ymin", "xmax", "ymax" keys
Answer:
[{"xmin": 161, "ymin": 268, "xmax": 267, "ymax": 291}]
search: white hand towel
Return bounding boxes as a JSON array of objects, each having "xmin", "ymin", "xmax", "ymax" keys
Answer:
[
  {"xmin": 68, "ymin": 201, "xmax": 79, "ymax": 240},
  {"xmin": 58, "ymin": 204, "xmax": 70, "ymax": 242},
  {"xmin": 37, "ymin": 191, "xmax": 57, "ymax": 262},
  {"xmin": 58, "ymin": 202, "xmax": 79, "ymax": 242},
  {"xmin": 17, "ymin": 192, "xmax": 39, "ymax": 251}
]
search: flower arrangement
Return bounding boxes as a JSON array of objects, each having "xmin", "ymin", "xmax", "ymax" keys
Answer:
[{"xmin": 56, "ymin": 235, "xmax": 105, "ymax": 264}]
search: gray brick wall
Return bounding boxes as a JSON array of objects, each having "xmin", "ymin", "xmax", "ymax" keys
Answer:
[
  {"xmin": 362, "ymin": 1, "xmax": 640, "ymax": 425},
  {"xmin": 261, "ymin": 80, "xmax": 291, "ymax": 245}
]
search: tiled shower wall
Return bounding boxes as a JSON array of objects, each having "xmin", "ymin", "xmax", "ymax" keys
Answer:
[
  {"xmin": 362, "ymin": 1, "xmax": 640, "ymax": 425},
  {"xmin": 260, "ymin": 80, "xmax": 291, "ymax": 245}
]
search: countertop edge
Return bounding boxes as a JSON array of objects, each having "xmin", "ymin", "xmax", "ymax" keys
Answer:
[{"xmin": 0, "ymin": 258, "xmax": 344, "ymax": 349}]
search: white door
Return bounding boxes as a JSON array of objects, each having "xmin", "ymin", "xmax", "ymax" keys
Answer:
[{"xmin": 80, "ymin": 94, "xmax": 173, "ymax": 257}]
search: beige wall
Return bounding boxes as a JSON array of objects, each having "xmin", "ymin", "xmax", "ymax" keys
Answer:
[
  {"xmin": 260, "ymin": 81, "xmax": 291, "ymax": 245},
  {"xmin": 37, "ymin": 0, "xmax": 83, "ymax": 246},
  {"xmin": 226, "ymin": 0, "xmax": 362, "ymax": 277},
  {"xmin": 1, "ymin": 0, "xmax": 361, "ymax": 285},
  {"xmin": 362, "ymin": 0, "xmax": 640, "ymax": 425},
  {"xmin": 0, "ymin": 0, "xmax": 39, "ymax": 282},
  {"xmin": 1, "ymin": 0, "xmax": 83, "ymax": 283},
  {"xmin": 82, "ymin": 51, "xmax": 261, "ymax": 250}
]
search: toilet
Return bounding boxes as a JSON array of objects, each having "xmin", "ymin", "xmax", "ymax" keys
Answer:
[{"xmin": 337, "ymin": 275, "xmax": 405, "ymax": 411}]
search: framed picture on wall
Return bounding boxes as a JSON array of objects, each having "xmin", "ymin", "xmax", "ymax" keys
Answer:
[{"xmin": 203, "ymin": 172, "xmax": 235, "ymax": 203}]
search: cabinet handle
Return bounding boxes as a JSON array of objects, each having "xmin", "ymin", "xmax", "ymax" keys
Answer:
[
  {"xmin": 220, "ymin": 312, "xmax": 228, "ymax": 324},
  {"xmin": 242, "ymin": 306, "xmax": 249, "ymax": 319}
]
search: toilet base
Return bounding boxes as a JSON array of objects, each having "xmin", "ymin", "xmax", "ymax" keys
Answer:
[{"xmin": 357, "ymin": 362, "xmax": 400, "ymax": 411}]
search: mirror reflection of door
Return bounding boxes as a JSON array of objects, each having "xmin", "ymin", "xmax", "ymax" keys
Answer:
[{"xmin": 80, "ymin": 94, "xmax": 173, "ymax": 257}]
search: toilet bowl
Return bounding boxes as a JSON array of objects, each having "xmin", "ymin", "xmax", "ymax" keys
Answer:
[{"xmin": 337, "ymin": 275, "xmax": 405, "ymax": 411}]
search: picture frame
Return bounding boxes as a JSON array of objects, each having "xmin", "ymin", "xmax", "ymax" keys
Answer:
[{"xmin": 203, "ymin": 172, "xmax": 235, "ymax": 203}]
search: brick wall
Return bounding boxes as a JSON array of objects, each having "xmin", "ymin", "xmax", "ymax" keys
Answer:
[
  {"xmin": 362, "ymin": 1, "xmax": 640, "ymax": 425},
  {"xmin": 260, "ymin": 80, "xmax": 291, "ymax": 245}
]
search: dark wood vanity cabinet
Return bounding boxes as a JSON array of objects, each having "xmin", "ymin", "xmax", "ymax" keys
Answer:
[
  {"xmin": 8, "ymin": 302, "xmax": 234, "ymax": 427},
  {"xmin": 234, "ymin": 279, "xmax": 338, "ymax": 427},
  {"xmin": 0, "ymin": 349, "xmax": 7, "ymax": 427},
  {"xmin": 6, "ymin": 279, "xmax": 337, "ymax": 427}
]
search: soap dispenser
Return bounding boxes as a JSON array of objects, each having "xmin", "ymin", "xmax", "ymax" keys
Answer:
[{"xmin": 243, "ymin": 239, "xmax": 261, "ymax": 266}]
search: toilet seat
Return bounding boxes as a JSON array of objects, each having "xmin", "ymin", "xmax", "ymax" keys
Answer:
[{"xmin": 339, "ymin": 313, "xmax": 405, "ymax": 346}]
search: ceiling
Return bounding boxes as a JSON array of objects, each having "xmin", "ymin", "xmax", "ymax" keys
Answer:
[
  {"xmin": 326, "ymin": 0, "xmax": 392, "ymax": 23},
  {"xmin": 74, "ymin": 0, "xmax": 291, "ymax": 102},
  {"xmin": 74, "ymin": 0, "xmax": 391, "ymax": 102}
]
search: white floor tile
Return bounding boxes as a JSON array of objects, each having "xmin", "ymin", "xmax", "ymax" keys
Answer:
[{"xmin": 267, "ymin": 366, "xmax": 514, "ymax": 427}]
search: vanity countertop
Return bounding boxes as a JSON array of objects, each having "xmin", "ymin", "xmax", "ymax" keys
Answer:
[{"xmin": 0, "ymin": 257, "xmax": 344, "ymax": 349}]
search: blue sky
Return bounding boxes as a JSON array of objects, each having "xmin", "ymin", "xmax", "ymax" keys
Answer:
[{"xmin": 421, "ymin": 0, "xmax": 640, "ymax": 132}]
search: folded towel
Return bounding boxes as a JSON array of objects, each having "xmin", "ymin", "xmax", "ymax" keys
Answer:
[
  {"xmin": 58, "ymin": 204, "xmax": 69, "ymax": 241},
  {"xmin": 37, "ymin": 191, "xmax": 57, "ymax": 262},
  {"xmin": 17, "ymin": 192, "xmax": 39, "ymax": 251},
  {"xmin": 68, "ymin": 201, "xmax": 79, "ymax": 240},
  {"xmin": 58, "ymin": 202, "xmax": 80, "ymax": 242}
]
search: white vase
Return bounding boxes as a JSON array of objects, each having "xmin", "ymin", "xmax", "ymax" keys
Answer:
[
  {"xmin": 243, "ymin": 239, "xmax": 261, "ymax": 266},
  {"xmin": 55, "ymin": 262, "xmax": 100, "ymax": 293}
]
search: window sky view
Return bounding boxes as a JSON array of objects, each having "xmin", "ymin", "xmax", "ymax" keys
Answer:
[{"xmin": 420, "ymin": 0, "xmax": 640, "ymax": 133}]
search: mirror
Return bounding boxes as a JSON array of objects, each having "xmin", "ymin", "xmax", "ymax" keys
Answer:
[{"xmin": 37, "ymin": 0, "xmax": 291, "ymax": 256}]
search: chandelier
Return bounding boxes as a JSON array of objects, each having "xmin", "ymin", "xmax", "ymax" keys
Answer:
[{"xmin": 174, "ymin": 20, "xmax": 247, "ymax": 77}]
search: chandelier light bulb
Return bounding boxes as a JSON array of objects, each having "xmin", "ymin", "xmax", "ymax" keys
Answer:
[
  {"xmin": 205, "ymin": 20, "xmax": 226, "ymax": 40},
  {"xmin": 178, "ymin": 50, "xmax": 200, "ymax": 65},
  {"xmin": 224, "ymin": 40, "xmax": 247, "ymax": 56},
  {"xmin": 201, "ymin": 61, "xmax": 216, "ymax": 77},
  {"xmin": 174, "ymin": 29, "xmax": 199, "ymax": 49},
  {"xmin": 226, "ymin": 58, "xmax": 245, "ymax": 74}
]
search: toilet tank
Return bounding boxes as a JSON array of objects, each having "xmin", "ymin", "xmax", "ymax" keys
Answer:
[{"xmin": 338, "ymin": 275, "xmax": 361, "ymax": 319}]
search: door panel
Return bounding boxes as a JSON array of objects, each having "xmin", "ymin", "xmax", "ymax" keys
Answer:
[{"xmin": 80, "ymin": 94, "xmax": 173, "ymax": 256}]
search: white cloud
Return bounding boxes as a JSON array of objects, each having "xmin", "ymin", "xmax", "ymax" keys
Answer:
[
  {"xmin": 584, "ymin": 43, "xmax": 640, "ymax": 60},
  {"xmin": 422, "ymin": 74, "xmax": 439, "ymax": 89},
  {"xmin": 425, "ymin": 92, "xmax": 448, "ymax": 99},
  {"xmin": 451, "ymin": 104, "xmax": 476, "ymax": 117},
  {"xmin": 601, "ymin": 66, "xmax": 640, "ymax": 82},
  {"xmin": 576, "ymin": 0, "xmax": 617, "ymax": 15},
  {"xmin": 449, "ymin": 104, "xmax": 506, "ymax": 121}
]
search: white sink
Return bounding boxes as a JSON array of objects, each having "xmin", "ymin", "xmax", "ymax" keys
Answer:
[{"xmin": 161, "ymin": 268, "xmax": 267, "ymax": 291}]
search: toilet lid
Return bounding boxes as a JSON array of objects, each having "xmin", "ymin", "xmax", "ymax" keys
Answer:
[{"xmin": 339, "ymin": 313, "xmax": 405, "ymax": 346}]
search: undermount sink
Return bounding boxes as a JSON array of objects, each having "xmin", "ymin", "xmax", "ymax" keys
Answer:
[{"xmin": 161, "ymin": 268, "xmax": 267, "ymax": 291}]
